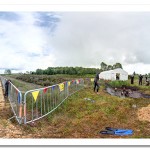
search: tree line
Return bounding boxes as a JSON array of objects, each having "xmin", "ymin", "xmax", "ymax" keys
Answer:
[
  {"xmin": 3, "ymin": 62, "xmax": 125, "ymax": 76},
  {"xmin": 33, "ymin": 62, "xmax": 123, "ymax": 75},
  {"xmin": 34, "ymin": 67, "xmax": 101, "ymax": 75}
]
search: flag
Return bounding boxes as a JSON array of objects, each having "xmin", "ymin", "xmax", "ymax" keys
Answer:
[
  {"xmin": 68, "ymin": 81, "xmax": 71, "ymax": 86},
  {"xmin": 18, "ymin": 93, "xmax": 21, "ymax": 104},
  {"xmin": 59, "ymin": 83, "xmax": 64, "ymax": 92},
  {"xmin": 91, "ymin": 78, "xmax": 94, "ymax": 82},
  {"xmin": 32, "ymin": 91, "xmax": 39, "ymax": 102},
  {"xmin": 76, "ymin": 80, "xmax": 79, "ymax": 84},
  {"xmin": 43, "ymin": 87, "xmax": 48, "ymax": 93},
  {"xmin": 16, "ymin": 89, "xmax": 18, "ymax": 95},
  {"xmin": 52, "ymin": 86, "xmax": 55, "ymax": 91}
]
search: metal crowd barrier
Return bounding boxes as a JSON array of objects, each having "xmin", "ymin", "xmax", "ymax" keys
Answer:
[
  {"xmin": 84, "ymin": 78, "xmax": 94, "ymax": 87},
  {"xmin": 0, "ymin": 76, "xmax": 95, "ymax": 124},
  {"xmin": 0, "ymin": 76, "xmax": 23, "ymax": 124},
  {"xmin": 23, "ymin": 79, "xmax": 84, "ymax": 124}
]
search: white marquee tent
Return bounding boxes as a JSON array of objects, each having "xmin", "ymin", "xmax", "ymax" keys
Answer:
[{"xmin": 99, "ymin": 68, "xmax": 128, "ymax": 81}]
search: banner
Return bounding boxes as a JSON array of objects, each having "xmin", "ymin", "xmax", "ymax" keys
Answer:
[
  {"xmin": 52, "ymin": 86, "xmax": 55, "ymax": 91},
  {"xmin": 59, "ymin": 83, "xmax": 64, "ymax": 92},
  {"xmin": 16, "ymin": 89, "xmax": 18, "ymax": 95},
  {"xmin": 43, "ymin": 87, "xmax": 48, "ymax": 93},
  {"xmin": 68, "ymin": 81, "xmax": 71, "ymax": 86},
  {"xmin": 76, "ymin": 80, "xmax": 79, "ymax": 84},
  {"xmin": 18, "ymin": 93, "xmax": 21, "ymax": 104},
  {"xmin": 32, "ymin": 91, "xmax": 39, "ymax": 102},
  {"xmin": 91, "ymin": 78, "xmax": 94, "ymax": 82}
]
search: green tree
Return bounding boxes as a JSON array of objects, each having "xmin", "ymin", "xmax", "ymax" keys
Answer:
[
  {"xmin": 115, "ymin": 62, "xmax": 123, "ymax": 69},
  {"xmin": 113, "ymin": 63, "xmax": 123, "ymax": 69},
  {"xmin": 36, "ymin": 69, "xmax": 43, "ymax": 75},
  {"xmin": 47, "ymin": 67, "xmax": 54, "ymax": 75},
  {"xmin": 107, "ymin": 65, "xmax": 113, "ymax": 70},
  {"xmin": 4, "ymin": 69, "xmax": 11, "ymax": 74},
  {"xmin": 100, "ymin": 62, "xmax": 107, "ymax": 71}
]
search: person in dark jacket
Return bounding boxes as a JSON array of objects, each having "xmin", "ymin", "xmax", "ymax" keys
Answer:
[
  {"xmin": 4, "ymin": 80, "xmax": 11, "ymax": 97},
  {"xmin": 145, "ymin": 74, "xmax": 148, "ymax": 81},
  {"xmin": 131, "ymin": 75, "xmax": 134, "ymax": 84},
  {"xmin": 94, "ymin": 73, "xmax": 100, "ymax": 94},
  {"xmin": 139, "ymin": 74, "xmax": 143, "ymax": 85}
]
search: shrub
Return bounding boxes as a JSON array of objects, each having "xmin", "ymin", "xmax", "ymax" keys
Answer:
[{"xmin": 108, "ymin": 80, "xmax": 130, "ymax": 88}]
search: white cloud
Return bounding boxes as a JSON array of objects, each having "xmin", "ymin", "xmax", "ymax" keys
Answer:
[
  {"xmin": 49, "ymin": 12, "xmax": 150, "ymax": 74},
  {"xmin": 0, "ymin": 12, "xmax": 56, "ymax": 73},
  {"xmin": 0, "ymin": 12, "xmax": 150, "ymax": 74}
]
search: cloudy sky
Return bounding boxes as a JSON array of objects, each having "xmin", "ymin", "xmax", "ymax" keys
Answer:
[{"xmin": 0, "ymin": 12, "xmax": 150, "ymax": 74}]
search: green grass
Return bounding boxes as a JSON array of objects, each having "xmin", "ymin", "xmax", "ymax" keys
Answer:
[
  {"xmin": 1, "ymin": 74, "xmax": 150, "ymax": 138},
  {"xmin": 108, "ymin": 80, "xmax": 130, "ymax": 88},
  {"xmin": 20, "ymin": 83, "xmax": 149, "ymax": 138}
]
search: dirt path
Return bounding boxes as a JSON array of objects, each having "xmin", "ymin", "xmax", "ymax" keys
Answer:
[{"xmin": 0, "ymin": 81, "xmax": 5, "ymax": 109}]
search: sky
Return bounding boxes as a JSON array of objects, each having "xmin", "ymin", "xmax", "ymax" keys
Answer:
[{"xmin": 0, "ymin": 12, "xmax": 150, "ymax": 74}]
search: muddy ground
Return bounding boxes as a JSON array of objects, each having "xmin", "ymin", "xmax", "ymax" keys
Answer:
[{"xmin": 106, "ymin": 86, "xmax": 150, "ymax": 99}]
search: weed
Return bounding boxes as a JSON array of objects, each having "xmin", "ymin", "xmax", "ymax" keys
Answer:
[{"xmin": 109, "ymin": 80, "xmax": 130, "ymax": 88}]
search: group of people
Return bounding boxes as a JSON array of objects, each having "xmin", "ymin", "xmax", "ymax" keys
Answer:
[
  {"xmin": 130, "ymin": 74, "xmax": 149, "ymax": 86},
  {"xmin": 93, "ymin": 72, "xmax": 149, "ymax": 94}
]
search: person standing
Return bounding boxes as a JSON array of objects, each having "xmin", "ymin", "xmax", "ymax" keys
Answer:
[
  {"xmin": 145, "ymin": 74, "xmax": 148, "ymax": 81},
  {"xmin": 4, "ymin": 79, "xmax": 11, "ymax": 97},
  {"xmin": 139, "ymin": 74, "xmax": 143, "ymax": 85},
  {"xmin": 94, "ymin": 73, "xmax": 100, "ymax": 94},
  {"xmin": 131, "ymin": 74, "xmax": 134, "ymax": 84}
]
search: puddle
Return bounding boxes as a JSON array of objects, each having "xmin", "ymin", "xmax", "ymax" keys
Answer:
[{"xmin": 106, "ymin": 86, "xmax": 150, "ymax": 99}]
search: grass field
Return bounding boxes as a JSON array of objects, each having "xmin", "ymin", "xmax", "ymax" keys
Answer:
[
  {"xmin": 20, "ymin": 84, "xmax": 150, "ymax": 138},
  {"xmin": 1, "ymin": 74, "xmax": 150, "ymax": 138}
]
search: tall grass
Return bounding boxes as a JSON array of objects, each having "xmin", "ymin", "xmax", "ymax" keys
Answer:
[{"xmin": 108, "ymin": 80, "xmax": 130, "ymax": 88}]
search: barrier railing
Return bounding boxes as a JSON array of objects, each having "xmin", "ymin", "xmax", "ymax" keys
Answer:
[
  {"xmin": 24, "ymin": 79, "xmax": 84, "ymax": 124},
  {"xmin": 84, "ymin": 78, "xmax": 94, "ymax": 87},
  {"xmin": 0, "ymin": 76, "xmax": 23, "ymax": 124},
  {"xmin": 0, "ymin": 76, "xmax": 87, "ymax": 124}
]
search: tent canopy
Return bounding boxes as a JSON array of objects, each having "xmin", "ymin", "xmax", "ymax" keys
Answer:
[{"xmin": 99, "ymin": 68, "xmax": 128, "ymax": 81}]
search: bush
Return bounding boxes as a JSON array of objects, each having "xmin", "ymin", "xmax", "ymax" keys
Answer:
[{"xmin": 108, "ymin": 80, "xmax": 129, "ymax": 88}]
